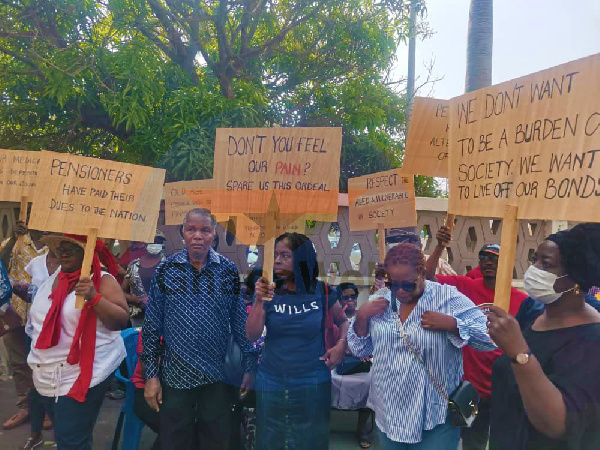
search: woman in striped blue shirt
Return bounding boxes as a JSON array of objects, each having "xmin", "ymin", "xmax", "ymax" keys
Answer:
[{"xmin": 348, "ymin": 243, "xmax": 495, "ymax": 449}]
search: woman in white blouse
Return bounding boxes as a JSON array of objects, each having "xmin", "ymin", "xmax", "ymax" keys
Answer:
[
  {"xmin": 27, "ymin": 234, "xmax": 128, "ymax": 450},
  {"xmin": 348, "ymin": 243, "xmax": 495, "ymax": 449}
]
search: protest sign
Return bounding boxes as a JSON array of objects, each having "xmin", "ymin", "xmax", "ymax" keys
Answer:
[
  {"xmin": 29, "ymin": 151, "xmax": 166, "ymax": 243},
  {"xmin": 165, "ymin": 179, "xmax": 229, "ymax": 225},
  {"xmin": 164, "ymin": 180, "xmax": 213, "ymax": 225},
  {"xmin": 348, "ymin": 169, "xmax": 416, "ymax": 232},
  {"xmin": 211, "ymin": 127, "xmax": 342, "ymax": 215},
  {"xmin": 448, "ymin": 52, "xmax": 600, "ymax": 222},
  {"xmin": 233, "ymin": 213, "xmax": 306, "ymax": 246},
  {"xmin": 348, "ymin": 169, "xmax": 416, "ymax": 263},
  {"xmin": 402, "ymin": 97, "xmax": 449, "ymax": 178},
  {"xmin": 0, "ymin": 149, "xmax": 41, "ymax": 202}
]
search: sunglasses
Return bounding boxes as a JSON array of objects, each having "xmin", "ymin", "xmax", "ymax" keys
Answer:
[
  {"xmin": 55, "ymin": 246, "xmax": 82, "ymax": 256},
  {"xmin": 386, "ymin": 279, "xmax": 418, "ymax": 293},
  {"xmin": 341, "ymin": 295, "xmax": 358, "ymax": 301}
]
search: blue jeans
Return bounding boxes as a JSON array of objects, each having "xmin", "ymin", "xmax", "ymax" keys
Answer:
[
  {"xmin": 256, "ymin": 369, "xmax": 331, "ymax": 450},
  {"xmin": 37, "ymin": 375, "xmax": 112, "ymax": 450},
  {"xmin": 377, "ymin": 419, "xmax": 460, "ymax": 450}
]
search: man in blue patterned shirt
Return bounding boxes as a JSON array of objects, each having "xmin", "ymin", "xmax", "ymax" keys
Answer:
[{"xmin": 142, "ymin": 208, "xmax": 258, "ymax": 450}]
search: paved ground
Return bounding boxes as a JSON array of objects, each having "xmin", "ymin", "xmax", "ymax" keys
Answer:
[{"xmin": 0, "ymin": 378, "xmax": 380, "ymax": 449}]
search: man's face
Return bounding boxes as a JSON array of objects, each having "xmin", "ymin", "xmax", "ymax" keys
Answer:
[
  {"xmin": 182, "ymin": 213, "xmax": 215, "ymax": 263},
  {"xmin": 478, "ymin": 252, "xmax": 499, "ymax": 279}
]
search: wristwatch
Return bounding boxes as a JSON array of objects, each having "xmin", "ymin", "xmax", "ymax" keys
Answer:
[{"xmin": 511, "ymin": 350, "xmax": 532, "ymax": 365}]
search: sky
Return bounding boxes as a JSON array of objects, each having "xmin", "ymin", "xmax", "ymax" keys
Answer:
[{"xmin": 395, "ymin": 0, "xmax": 600, "ymax": 100}]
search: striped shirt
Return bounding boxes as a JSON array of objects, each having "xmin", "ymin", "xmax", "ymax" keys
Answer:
[{"xmin": 348, "ymin": 281, "xmax": 496, "ymax": 444}]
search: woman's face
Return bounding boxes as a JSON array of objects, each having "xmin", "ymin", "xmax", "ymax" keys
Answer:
[
  {"xmin": 56, "ymin": 241, "xmax": 84, "ymax": 273},
  {"xmin": 386, "ymin": 263, "xmax": 425, "ymax": 304},
  {"xmin": 531, "ymin": 240, "xmax": 572, "ymax": 292},
  {"xmin": 340, "ymin": 288, "xmax": 358, "ymax": 314},
  {"xmin": 274, "ymin": 239, "xmax": 294, "ymax": 279}
]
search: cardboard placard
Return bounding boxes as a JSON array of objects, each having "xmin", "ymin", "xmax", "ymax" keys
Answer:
[
  {"xmin": 165, "ymin": 179, "xmax": 228, "ymax": 225},
  {"xmin": 448, "ymin": 53, "xmax": 600, "ymax": 221},
  {"xmin": 211, "ymin": 127, "xmax": 342, "ymax": 215},
  {"xmin": 0, "ymin": 150, "xmax": 41, "ymax": 202},
  {"xmin": 402, "ymin": 98, "xmax": 450, "ymax": 178},
  {"xmin": 29, "ymin": 151, "xmax": 166, "ymax": 242},
  {"xmin": 233, "ymin": 213, "xmax": 307, "ymax": 246},
  {"xmin": 348, "ymin": 169, "xmax": 417, "ymax": 232}
]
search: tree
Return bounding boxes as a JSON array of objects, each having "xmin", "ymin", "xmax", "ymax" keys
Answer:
[
  {"xmin": 0, "ymin": 0, "xmax": 435, "ymax": 195},
  {"xmin": 465, "ymin": 0, "xmax": 493, "ymax": 92}
]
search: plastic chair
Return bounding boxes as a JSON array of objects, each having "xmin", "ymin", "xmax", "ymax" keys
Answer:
[{"xmin": 112, "ymin": 327, "xmax": 145, "ymax": 450}]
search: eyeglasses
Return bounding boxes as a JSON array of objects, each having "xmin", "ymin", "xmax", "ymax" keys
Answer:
[
  {"xmin": 341, "ymin": 295, "xmax": 358, "ymax": 301},
  {"xmin": 386, "ymin": 279, "xmax": 418, "ymax": 293},
  {"xmin": 479, "ymin": 253, "xmax": 499, "ymax": 262},
  {"xmin": 55, "ymin": 246, "xmax": 81, "ymax": 256}
]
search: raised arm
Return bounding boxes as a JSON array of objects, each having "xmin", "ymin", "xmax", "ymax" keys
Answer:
[
  {"xmin": 74, "ymin": 274, "xmax": 129, "ymax": 331},
  {"xmin": 0, "ymin": 221, "xmax": 27, "ymax": 268},
  {"xmin": 246, "ymin": 277, "xmax": 270, "ymax": 342},
  {"xmin": 487, "ymin": 306, "xmax": 566, "ymax": 439},
  {"xmin": 425, "ymin": 226, "xmax": 452, "ymax": 281}
]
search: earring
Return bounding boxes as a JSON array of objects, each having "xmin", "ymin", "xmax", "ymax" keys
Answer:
[{"xmin": 574, "ymin": 284, "xmax": 581, "ymax": 295}]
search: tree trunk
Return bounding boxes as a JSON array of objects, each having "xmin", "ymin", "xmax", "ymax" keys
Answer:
[
  {"xmin": 405, "ymin": 0, "xmax": 418, "ymax": 127},
  {"xmin": 465, "ymin": 0, "xmax": 493, "ymax": 93},
  {"xmin": 219, "ymin": 74, "xmax": 235, "ymax": 99}
]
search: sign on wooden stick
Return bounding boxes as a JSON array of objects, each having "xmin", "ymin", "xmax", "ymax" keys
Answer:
[
  {"xmin": 211, "ymin": 127, "xmax": 342, "ymax": 216},
  {"xmin": 29, "ymin": 151, "xmax": 166, "ymax": 243},
  {"xmin": 348, "ymin": 169, "xmax": 417, "ymax": 232},
  {"xmin": 402, "ymin": 98, "xmax": 450, "ymax": 178},
  {"xmin": 448, "ymin": 53, "xmax": 600, "ymax": 221}
]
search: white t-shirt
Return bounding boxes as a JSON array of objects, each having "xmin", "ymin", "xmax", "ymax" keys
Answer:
[
  {"xmin": 27, "ymin": 271, "xmax": 126, "ymax": 397},
  {"xmin": 25, "ymin": 254, "xmax": 60, "ymax": 288}
]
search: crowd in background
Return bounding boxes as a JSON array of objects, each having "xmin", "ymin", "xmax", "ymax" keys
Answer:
[{"xmin": 0, "ymin": 208, "xmax": 600, "ymax": 450}]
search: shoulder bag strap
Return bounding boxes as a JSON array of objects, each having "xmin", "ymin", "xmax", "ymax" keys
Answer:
[{"xmin": 393, "ymin": 314, "xmax": 450, "ymax": 402}]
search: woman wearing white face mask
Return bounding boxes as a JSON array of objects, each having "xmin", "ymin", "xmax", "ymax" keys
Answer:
[
  {"xmin": 121, "ymin": 230, "xmax": 166, "ymax": 327},
  {"xmin": 487, "ymin": 223, "xmax": 600, "ymax": 450}
]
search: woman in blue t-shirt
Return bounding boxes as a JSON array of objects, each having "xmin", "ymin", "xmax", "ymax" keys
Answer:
[{"xmin": 247, "ymin": 232, "xmax": 349, "ymax": 449}]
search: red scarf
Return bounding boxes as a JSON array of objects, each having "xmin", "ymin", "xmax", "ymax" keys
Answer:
[{"xmin": 36, "ymin": 236, "xmax": 118, "ymax": 402}]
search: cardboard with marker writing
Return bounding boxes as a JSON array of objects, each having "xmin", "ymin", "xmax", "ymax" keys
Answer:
[
  {"xmin": 166, "ymin": 180, "xmax": 230, "ymax": 225},
  {"xmin": 0, "ymin": 149, "xmax": 42, "ymax": 202},
  {"xmin": 448, "ymin": 52, "xmax": 600, "ymax": 222},
  {"xmin": 348, "ymin": 169, "xmax": 417, "ymax": 232},
  {"xmin": 211, "ymin": 127, "xmax": 342, "ymax": 215},
  {"xmin": 402, "ymin": 97, "xmax": 450, "ymax": 178},
  {"xmin": 232, "ymin": 213, "xmax": 307, "ymax": 246},
  {"xmin": 29, "ymin": 151, "xmax": 166, "ymax": 243}
]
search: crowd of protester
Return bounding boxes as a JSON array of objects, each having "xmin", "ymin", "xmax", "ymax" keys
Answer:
[{"xmin": 1, "ymin": 208, "xmax": 600, "ymax": 450}]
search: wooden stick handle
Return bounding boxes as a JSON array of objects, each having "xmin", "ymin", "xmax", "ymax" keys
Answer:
[
  {"xmin": 18, "ymin": 196, "xmax": 28, "ymax": 221},
  {"xmin": 14, "ymin": 196, "xmax": 29, "ymax": 254},
  {"xmin": 378, "ymin": 223, "xmax": 386, "ymax": 264},
  {"xmin": 494, "ymin": 206, "xmax": 519, "ymax": 312},
  {"xmin": 441, "ymin": 213, "xmax": 456, "ymax": 247},
  {"xmin": 75, "ymin": 228, "xmax": 99, "ymax": 309},
  {"xmin": 261, "ymin": 213, "xmax": 276, "ymax": 301}
]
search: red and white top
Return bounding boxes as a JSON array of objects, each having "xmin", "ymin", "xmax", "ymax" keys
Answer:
[{"xmin": 27, "ymin": 271, "xmax": 126, "ymax": 398}]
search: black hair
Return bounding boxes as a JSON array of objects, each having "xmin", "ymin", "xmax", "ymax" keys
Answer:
[
  {"xmin": 337, "ymin": 282, "xmax": 358, "ymax": 298},
  {"xmin": 244, "ymin": 267, "xmax": 264, "ymax": 296},
  {"xmin": 275, "ymin": 233, "xmax": 319, "ymax": 295},
  {"xmin": 558, "ymin": 223, "xmax": 600, "ymax": 291}
]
